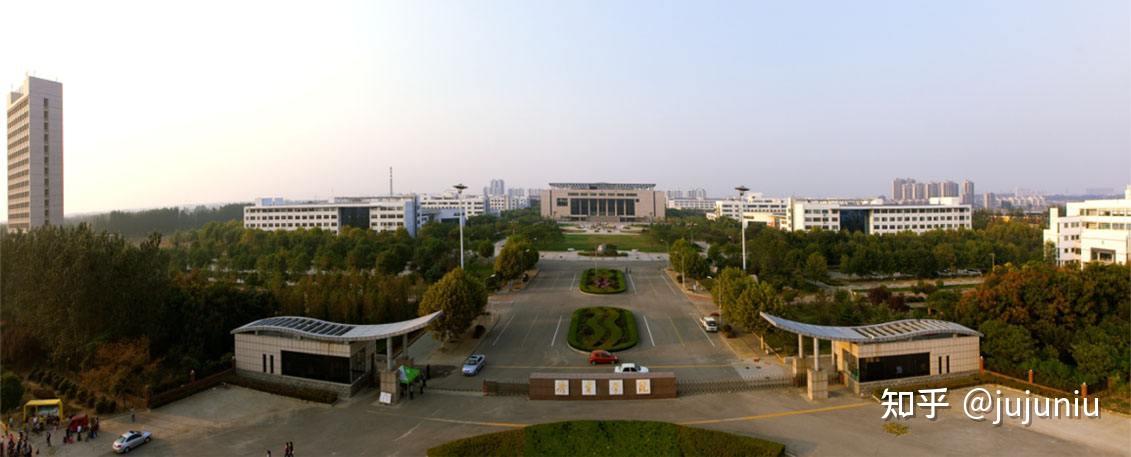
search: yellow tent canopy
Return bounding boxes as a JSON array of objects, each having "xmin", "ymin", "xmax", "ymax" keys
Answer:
[{"xmin": 23, "ymin": 399, "xmax": 63, "ymax": 422}]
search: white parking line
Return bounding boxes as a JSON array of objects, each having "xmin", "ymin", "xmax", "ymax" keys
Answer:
[
  {"xmin": 492, "ymin": 314, "xmax": 517, "ymax": 346},
  {"xmin": 520, "ymin": 313, "xmax": 540, "ymax": 347},
  {"xmin": 643, "ymin": 315, "xmax": 656, "ymax": 347},
  {"xmin": 550, "ymin": 315, "xmax": 562, "ymax": 347},
  {"xmin": 691, "ymin": 312, "xmax": 717, "ymax": 347}
]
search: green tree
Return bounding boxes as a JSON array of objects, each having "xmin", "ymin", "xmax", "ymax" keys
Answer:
[
  {"xmin": 1071, "ymin": 341, "xmax": 1116, "ymax": 387},
  {"xmin": 476, "ymin": 240, "xmax": 495, "ymax": 258},
  {"xmin": 731, "ymin": 281, "xmax": 783, "ymax": 333},
  {"xmin": 978, "ymin": 320, "xmax": 1036, "ymax": 372},
  {"xmin": 712, "ymin": 267, "xmax": 753, "ymax": 324},
  {"xmin": 495, "ymin": 237, "xmax": 535, "ymax": 280},
  {"xmin": 803, "ymin": 252, "xmax": 828, "ymax": 281},
  {"xmin": 418, "ymin": 268, "xmax": 488, "ymax": 342},
  {"xmin": 0, "ymin": 372, "xmax": 23, "ymax": 412}
]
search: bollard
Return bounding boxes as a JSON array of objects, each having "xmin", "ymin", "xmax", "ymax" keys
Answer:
[
  {"xmin": 979, "ymin": 356, "xmax": 984, "ymax": 375},
  {"xmin": 1081, "ymin": 382, "xmax": 1087, "ymax": 398},
  {"xmin": 1028, "ymin": 369, "xmax": 1033, "ymax": 384}
]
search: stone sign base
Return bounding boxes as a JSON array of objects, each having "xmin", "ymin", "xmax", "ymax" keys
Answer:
[{"xmin": 807, "ymin": 369, "xmax": 828, "ymax": 400}]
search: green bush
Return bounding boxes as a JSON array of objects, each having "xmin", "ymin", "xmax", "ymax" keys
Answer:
[
  {"xmin": 579, "ymin": 268, "xmax": 627, "ymax": 294},
  {"xmin": 428, "ymin": 428, "xmax": 523, "ymax": 457},
  {"xmin": 0, "ymin": 372, "xmax": 25, "ymax": 413},
  {"xmin": 568, "ymin": 307, "xmax": 638, "ymax": 352},
  {"xmin": 427, "ymin": 421, "xmax": 784, "ymax": 457}
]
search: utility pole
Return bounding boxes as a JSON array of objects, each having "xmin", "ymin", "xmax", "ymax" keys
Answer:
[
  {"xmin": 735, "ymin": 186, "xmax": 749, "ymax": 272},
  {"xmin": 454, "ymin": 183, "xmax": 468, "ymax": 269}
]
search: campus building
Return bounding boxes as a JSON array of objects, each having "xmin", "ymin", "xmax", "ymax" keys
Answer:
[
  {"xmin": 1043, "ymin": 186, "xmax": 1131, "ymax": 266},
  {"xmin": 666, "ymin": 197, "xmax": 718, "ymax": 211},
  {"xmin": 761, "ymin": 313, "xmax": 982, "ymax": 397},
  {"xmin": 243, "ymin": 195, "xmax": 419, "ymax": 236},
  {"xmin": 231, "ymin": 313, "xmax": 441, "ymax": 397},
  {"xmin": 419, "ymin": 192, "xmax": 486, "ymax": 221},
  {"xmin": 710, "ymin": 193, "xmax": 788, "ymax": 221},
  {"xmin": 7, "ymin": 76, "xmax": 63, "ymax": 232},
  {"xmin": 540, "ymin": 183, "xmax": 666, "ymax": 222},
  {"xmin": 487, "ymin": 194, "xmax": 530, "ymax": 215},
  {"xmin": 785, "ymin": 198, "xmax": 971, "ymax": 234}
]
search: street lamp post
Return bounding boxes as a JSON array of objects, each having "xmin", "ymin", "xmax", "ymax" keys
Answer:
[
  {"xmin": 735, "ymin": 186, "xmax": 749, "ymax": 272},
  {"xmin": 454, "ymin": 183, "xmax": 468, "ymax": 269}
]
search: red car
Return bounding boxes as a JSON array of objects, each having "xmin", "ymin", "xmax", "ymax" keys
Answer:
[{"xmin": 588, "ymin": 350, "xmax": 619, "ymax": 365}]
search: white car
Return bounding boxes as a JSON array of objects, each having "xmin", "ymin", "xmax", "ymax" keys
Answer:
[
  {"xmin": 112, "ymin": 430, "xmax": 151, "ymax": 453},
  {"xmin": 700, "ymin": 316, "xmax": 719, "ymax": 332},
  {"xmin": 614, "ymin": 363, "xmax": 650, "ymax": 373}
]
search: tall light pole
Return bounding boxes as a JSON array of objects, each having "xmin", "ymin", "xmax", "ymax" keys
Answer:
[
  {"xmin": 735, "ymin": 185, "xmax": 749, "ymax": 272},
  {"xmin": 454, "ymin": 183, "xmax": 468, "ymax": 269}
]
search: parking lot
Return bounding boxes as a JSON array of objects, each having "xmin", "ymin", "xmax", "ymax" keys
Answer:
[{"xmin": 415, "ymin": 260, "xmax": 784, "ymax": 389}]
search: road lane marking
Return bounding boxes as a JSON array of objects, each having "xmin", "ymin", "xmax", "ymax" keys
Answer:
[
  {"xmin": 394, "ymin": 421, "xmax": 422, "ymax": 441},
  {"xmin": 678, "ymin": 402, "xmax": 872, "ymax": 425},
  {"xmin": 690, "ymin": 312, "xmax": 716, "ymax": 347},
  {"xmin": 668, "ymin": 315, "xmax": 686, "ymax": 346},
  {"xmin": 550, "ymin": 315, "xmax": 562, "ymax": 347},
  {"xmin": 628, "ymin": 272, "xmax": 637, "ymax": 294},
  {"xmin": 643, "ymin": 315, "xmax": 656, "ymax": 346},
  {"xmin": 659, "ymin": 269, "xmax": 681, "ymax": 296},
  {"xmin": 520, "ymin": 313, "xmax": 540, "ymax": 347},
  {"xmin": 366, "ymin": 410, "xmax": 525, "ymax": 428},
  {"xmin": 492, "ymin": 314, "xmax": 517, "ymax": 346},
  {"xmin": 571, "ymin": 272, "xmax": 578, "ymax": 289}
]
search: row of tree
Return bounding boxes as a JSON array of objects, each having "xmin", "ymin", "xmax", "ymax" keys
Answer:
[
  {"xmin": 659, "ymin": 212, "xmax": 1046, "ymax": 287},
  {"xmin": 66, "ymin": 203, "xmax": 247, "ymax": 239}
]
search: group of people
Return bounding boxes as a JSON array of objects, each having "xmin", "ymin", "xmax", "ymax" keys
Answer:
[
  {"xmin": 3, "ymin": 432, "xmax": 36, "ymax": 457},
  {"xmin": 0, "ymin": 413, "xmax": 103, "ymax": 457},
  {"xmin": 267, "ymin": 441, "xmax": 296, "ymax": 456}
]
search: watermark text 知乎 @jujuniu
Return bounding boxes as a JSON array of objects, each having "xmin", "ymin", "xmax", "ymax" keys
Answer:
[{"xmin": 880, "ymin": 387, "xmax": 1101, "ymax": 425}]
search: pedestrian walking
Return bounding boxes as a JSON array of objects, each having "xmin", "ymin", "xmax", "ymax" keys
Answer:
[
  {"xmin": 44, "ymin": 433, "xmax": 49, "ymax": 448},
  {"xmin": 266, "ymin": 450, "xmax": 271, "ymax": 457},
  {"xmin": 130, "ymin": 409, "xmax": 136, "ymax": 423}
]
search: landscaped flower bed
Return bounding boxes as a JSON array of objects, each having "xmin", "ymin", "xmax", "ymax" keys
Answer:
[
  {"xmin": 579, "ymin": 268, "xmax": 627, "ymax": 294},
  {"xmin": 567, "ymin": 306, "xmax": 638, "ymax": 352}
]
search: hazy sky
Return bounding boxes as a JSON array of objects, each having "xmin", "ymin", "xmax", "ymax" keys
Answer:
[{"xmin": 4, "ymin": 0, "xmax": 1129, "ymax": 215}]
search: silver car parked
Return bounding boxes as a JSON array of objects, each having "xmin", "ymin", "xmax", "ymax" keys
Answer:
[{"xmin": 462, "ymin": 354, "xmax": 486, "ymax": 376}]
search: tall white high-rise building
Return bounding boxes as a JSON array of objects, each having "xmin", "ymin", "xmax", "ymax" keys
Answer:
[{"xmin": 7, "ymin": 76, "xmax": 63, "ymax": 231}]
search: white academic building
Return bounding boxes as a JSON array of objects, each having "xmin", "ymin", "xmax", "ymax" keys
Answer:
[
  {"xmin": 785, "ymin": 197, "xmax": 972, "ymax": 234},
  {"xmin": 419, "ymin": 192, "xmax": 486, "ymax": 221},
  {"xmin": 666, "ymin": 198, "xmax": 719, "ymax": 211},
  {"xmin": 1043, "ymin": 186, "xmax": 1131, "ymax": 266},
  {"xmin": 7, "ymin": 76, "xmax": 64, "ymax": 232},
  {"xmin": 243, "ymin": 196, "xmax": 419, "ymax": 236},
  {"xmin": 709, "ymin": 193, "xmax": 789, "ymax": 221}
]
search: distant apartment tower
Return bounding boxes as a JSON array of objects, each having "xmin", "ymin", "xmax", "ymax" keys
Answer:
[
  {"xmin": 488, "ymin": 179, "xmax": 506, "ymax": 196},
  {"xmin": 7, "ymin": 76, "xmax": 63, "ymax": 231},
  {"xmin": 961, "ymin": 180, "xmax": 975, "ymax": 205}
]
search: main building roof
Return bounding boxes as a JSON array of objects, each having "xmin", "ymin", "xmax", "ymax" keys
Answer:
[
  {"xmin": 232, "ymin": 311, "xmax": 442, "ymax": 343},
  {"xmin": 759, "ymin": 312, "xmax": 981, "ymax": 343}
]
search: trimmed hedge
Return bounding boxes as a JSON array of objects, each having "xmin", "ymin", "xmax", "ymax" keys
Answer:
[
  {"xmin": 579, "ymin": 268, "xmax": 627, "ymax": 294},
  {"xmin": 427, "ymin": 420, "xmax": 784, "ymax": 457},
  {"xmin": 567, "ymin": 307, "xmax": 638, "ymax": 352}
]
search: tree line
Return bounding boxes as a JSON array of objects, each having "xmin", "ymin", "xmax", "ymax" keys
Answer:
[
  {"xmin": 66, "ymin": 203, "xmax": 248, "ymax": 239},
  {"xmin": 658, "ymin": 212, "xmax": 1045, "ymax": 288},
  {"xmin": 0, "ymin": 208, "xmax": 559, "ymax": 405}
]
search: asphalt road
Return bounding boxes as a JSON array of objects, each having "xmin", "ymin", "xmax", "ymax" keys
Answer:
[{"xmin": 422, "ymin": 260, "xmax": 770, "ymax": 389}]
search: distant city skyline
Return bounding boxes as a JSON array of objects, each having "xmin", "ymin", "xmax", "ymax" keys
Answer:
[{"xmin": 2, "ymin": 0, "xmax": 1128, "ymax": 216}]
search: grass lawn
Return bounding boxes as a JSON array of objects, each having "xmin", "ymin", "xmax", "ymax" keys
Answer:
[
  {"xmin": 568, "ymin": 307, "xmax": 638, "ymax": 352},
  {"xmin": 427, "ymin": 420, "xmax": 785, "ymax": 457},
  {"xmin": 536, "ymin": 233, "xmax": 668, "ymax": 253},
  {"xmin": 580, "ymin": 268, "xmax": 627, "ymax": 294}
]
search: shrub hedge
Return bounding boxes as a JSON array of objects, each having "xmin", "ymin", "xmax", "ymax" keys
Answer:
[
  {"xmin": 579, "ymin": 268, "xmax": 627, "ymax": 294},
  {"xmin": 567, "ymin": 307, "xmax": 638, "ymax": 352},
  {"xmin": 427, "ymin": 421, "xmax": 784, "ymax": 457}
]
